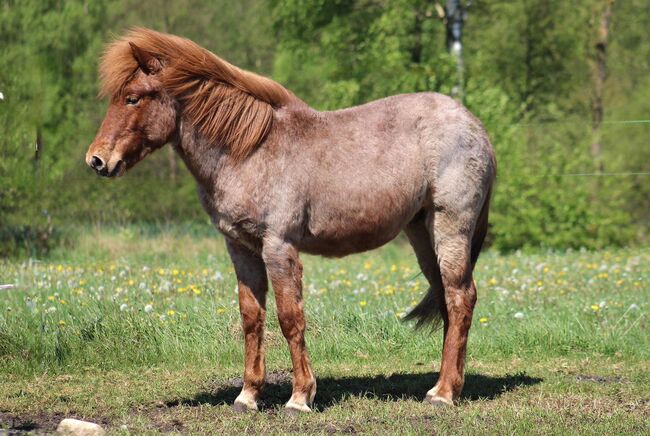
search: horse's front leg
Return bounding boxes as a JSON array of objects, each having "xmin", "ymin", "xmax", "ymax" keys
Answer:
[
  {"xmin": 263, "ymin": 236, "xmax": 316, "ymax": 412},
  {"xmin": 226, "ymin": 238, "xmax": 268, "ymax": 412}
]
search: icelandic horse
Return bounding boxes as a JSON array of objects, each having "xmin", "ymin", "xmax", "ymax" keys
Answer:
[{"xmin": 86, "ymin": 28, "xmax": 496, "ymax": 412}]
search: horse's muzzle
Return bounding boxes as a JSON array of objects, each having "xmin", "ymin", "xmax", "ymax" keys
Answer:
[{"xmin": 87, "ymin": 154, "xmax": 124, "ymax": 178}]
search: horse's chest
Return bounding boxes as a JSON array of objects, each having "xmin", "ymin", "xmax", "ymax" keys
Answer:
[{"xmin": 199, "ymin": 188, "xmax": 264, "ymax": 252}]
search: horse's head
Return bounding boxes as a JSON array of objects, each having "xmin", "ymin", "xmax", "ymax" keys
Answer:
[{"xmin": 86, "ymin": 43, "xmax": 177, "ymax": 177}]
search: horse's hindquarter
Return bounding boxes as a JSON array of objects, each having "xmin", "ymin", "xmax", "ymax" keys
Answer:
[{"xmin": 294, "ymin": 94, "xmax": 447, "ymax": 257}]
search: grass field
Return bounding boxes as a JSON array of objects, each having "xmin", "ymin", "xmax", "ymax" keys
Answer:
[{"xmin": 1, "ymin": 226, "xmax": 648, "ymax": 434}]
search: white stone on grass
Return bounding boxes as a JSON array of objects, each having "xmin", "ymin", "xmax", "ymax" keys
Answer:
[{"xmin": 56, "ymin": 418, "xmax": 105, "ymax": 436}]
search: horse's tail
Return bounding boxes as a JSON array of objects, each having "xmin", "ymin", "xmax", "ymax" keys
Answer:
[
  {"xmin": 402, "ymin": 276, "xmax": 445, "ymax": 329},
  {"xmin": 403, "ymin": 186, "xmax": 492, "ymax": 329}
]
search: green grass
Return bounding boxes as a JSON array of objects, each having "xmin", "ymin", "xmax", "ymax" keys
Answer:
[{"xmin": 0, "ymin": 226, "xmax": 648, "ymax": 434}]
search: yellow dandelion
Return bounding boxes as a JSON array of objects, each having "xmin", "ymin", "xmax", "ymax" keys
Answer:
[
  {"xmin": 58, "ymin": 320, "xmax": 66, "ymax": 326},
  {"xmin": 47, "ymin": 295, "xmax": 55, "ymax": 301},
  {"xmin": 57, "ymin": 265, "xmax": 63, "ymax": 272},
  {"xmin": 364, "ymin": 261, "xmax": 372, "ymax": 270},
  {"xmin": 167, "ymin": 309, "xmax": 176, "ymax": 316},
  {"xmin": 590, "ymin": 305, "xmax": 600, "ymax": 312},
  {"xmin": 479, "ymin": 317, "xmax": 489, "ymax": 324},
  {"xmin": 217, "ymin": 308, "xmax": 226, "ymax": 314},
  {"xmin": 359, "ymin": 301, "xmax": 367, "ymax": 307},
  {"xmin": 390, "ymin": 264, "xmax": 398, "ymax": 273},
  {"xmin": 488, "ymin": 278, "xmax": 497, "ymax": 286},
  {"xmin": 193, "ymin": 287, "xmax": 201, "ymax": 296},
  {"xmin": 59, "ymin": 299, "xmax": 66, "ymax": 305}
]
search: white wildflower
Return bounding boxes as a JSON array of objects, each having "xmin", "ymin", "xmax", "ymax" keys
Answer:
[
  {"xmin": 120, "ymin": 303, "xmax": 128, "ymax": 311},
  {"xmin": 514, "ymin": 312, "xmax": 525, "ymax": 320},
  {"xmin": 144, "ymin": 304, "xmax": 154, "ymax": 313},
  {"xmin": 26, "ymin": 298, "xmax": 36, "ymax": 311}
]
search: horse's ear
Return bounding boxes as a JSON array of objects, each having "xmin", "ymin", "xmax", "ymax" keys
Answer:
[{"xmin": 129, "ymin": 42, "xmax": 161, "ymax": 74}]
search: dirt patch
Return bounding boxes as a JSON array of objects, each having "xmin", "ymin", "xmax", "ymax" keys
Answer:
[
  {"xmin": 288, "ymin": 420, "xmax": 359, "ymax": 435},
  {"xmin": 0, "ymin": 411, "xmax": 112, "ymax": 434},
  {"xmin": 148, "ymin": 409, "xmax": 186, "ymax": 434},
  {"xmin": 575, "ymin": 374, "xmax": 625, "ymax": 384},
  {"xmin": 0, "ymin": 411, "xmax": 61, "ymax": 434}
]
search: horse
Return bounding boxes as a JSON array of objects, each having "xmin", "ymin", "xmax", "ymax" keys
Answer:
[{"xmin": 86, "ymin": 28, "xmax": 496, "ymax": 413}]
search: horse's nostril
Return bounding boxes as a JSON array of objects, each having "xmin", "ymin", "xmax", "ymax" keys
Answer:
[{"xmin": 90, "ymin": 155, "xmax": 105, "ymax": 170}]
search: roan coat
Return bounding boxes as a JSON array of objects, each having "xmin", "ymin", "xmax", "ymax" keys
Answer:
[{"xmin": 86, "ymin": 28, "xmax": 496, "ymax": 413}]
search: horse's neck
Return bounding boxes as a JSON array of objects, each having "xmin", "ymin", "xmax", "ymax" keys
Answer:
[{"xmin": 172, "ymin": 119, "xmax": 230, "ymax": 187}]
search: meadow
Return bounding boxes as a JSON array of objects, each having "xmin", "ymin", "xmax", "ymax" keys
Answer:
[{"xmin": 0, "ymin": 226, "xmax": 648, "ymax": 434}]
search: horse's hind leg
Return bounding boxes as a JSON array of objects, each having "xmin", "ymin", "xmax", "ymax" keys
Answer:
[
  {"xmin": 425, "ymin": 209, "xmax": 479, "ymax": 406},
  {"xmin": 226, "ymin": 239, "xmax": 269, "ymax": 412}
]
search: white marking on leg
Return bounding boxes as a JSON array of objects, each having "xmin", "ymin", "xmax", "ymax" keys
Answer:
[
  {"xmin": 285, "ymin": 398, "xmax": 312, "ymax": 413},
  {"xmin": 234, "ymin": 389, "xmax": 258, "ymax": 411}
]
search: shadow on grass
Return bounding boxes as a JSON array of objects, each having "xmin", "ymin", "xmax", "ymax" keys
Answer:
[{"xmin": 165, "ymin": 371, "xmax": 543, "ymax": 411}]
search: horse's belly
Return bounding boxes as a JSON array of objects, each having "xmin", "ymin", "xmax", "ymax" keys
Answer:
[
  {"xmin": 299, "ymin": 198, "xmax": 421, "ymax": 257},
  {"xmin": 299, "ymin": 226, "xmax": 400, "ymax": 257}
]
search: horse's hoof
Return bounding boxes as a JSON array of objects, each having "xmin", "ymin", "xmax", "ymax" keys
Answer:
[
  {"xmin": 232, "ymin": 399, "xmax": 258, "ymax": 413},
  {"xmin": 284, "ymin": 400, "xmax": 312, "ymax": 414},
  {"xmin": 424, "ymin": 395, "xmax": 454, "ymax": 407}
]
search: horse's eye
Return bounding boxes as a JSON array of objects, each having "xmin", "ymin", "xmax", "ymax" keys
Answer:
[{"xmin": 125, "ymin": 95, "xmax": 140, "ymax": 105}]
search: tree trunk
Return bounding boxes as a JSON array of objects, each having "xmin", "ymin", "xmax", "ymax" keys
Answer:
[
  {"xmin": 445, "ymin": 0, "xmax": 465, "ymax": 101},
  {"xmin": 590, "ymin": 0, "xmax": 614, "ymax": 173}
]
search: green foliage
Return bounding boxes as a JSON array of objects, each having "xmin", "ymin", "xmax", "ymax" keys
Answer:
[{"xmin": 273, "ymin": 0, "xmax": 456, "ymax": 108}]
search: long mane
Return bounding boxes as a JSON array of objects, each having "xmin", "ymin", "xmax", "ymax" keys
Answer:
[{"xmin": 99, "ymin": 27, "xmax": 298, "ymax": 160}]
